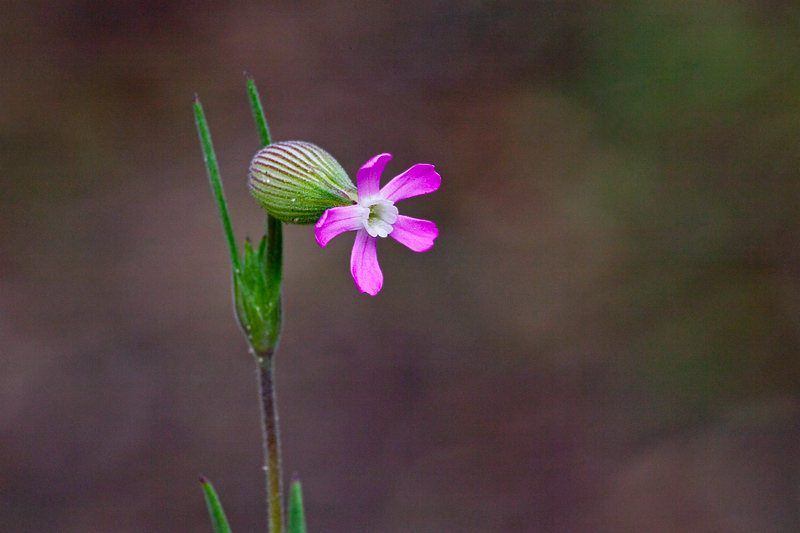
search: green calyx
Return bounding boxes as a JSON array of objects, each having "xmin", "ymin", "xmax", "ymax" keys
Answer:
[
  {"xmin": 234, "ymin": 230, "xmax": 282, "ymax": 356},
  {"xmin": 249, "ymin": 141, "xmax": 357, "ymax": 224}
]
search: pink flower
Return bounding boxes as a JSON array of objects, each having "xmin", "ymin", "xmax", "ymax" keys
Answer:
[{"xmin": 314, "ymin": 153, "xmax": 441, "ymax": 295}]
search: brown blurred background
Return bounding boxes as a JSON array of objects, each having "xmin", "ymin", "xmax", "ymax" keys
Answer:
[{"xmin": 2, "ymin": 1, "xmax": 800, "ymax": 531}]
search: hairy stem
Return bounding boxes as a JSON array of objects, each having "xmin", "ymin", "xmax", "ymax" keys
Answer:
[
  {"xmin": 246, "ymin": 75, "xmax": 285, "ymax": 533},
  {"xmin": 256, "ymin": 352, "xmax": 284, "ymax": 533}
]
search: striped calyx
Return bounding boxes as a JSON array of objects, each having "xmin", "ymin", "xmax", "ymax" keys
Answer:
[{"xmin": 249, "ymin": 141, "xmax": 357, "ymax": 224}]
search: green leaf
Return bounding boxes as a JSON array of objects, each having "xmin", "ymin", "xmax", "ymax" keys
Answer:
[
  {"xmin": 200, "ymin": 475, "xmax": 233, "ymax": 533},
  {"xmin": 287, "ymin": 477, "xmax": 307, "ymax": 533},
  {"xmin": 245, "ymin": 72, "xmax": 272, "ymax": 148},
  {"xmin": 193, "ymin": 96, "xmax": 240, "ymax": 272}
]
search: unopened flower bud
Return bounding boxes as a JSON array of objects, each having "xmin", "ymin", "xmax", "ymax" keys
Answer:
[{"xmin": 249, "ymin": 141, "xmax": 357, "ymax": 224}]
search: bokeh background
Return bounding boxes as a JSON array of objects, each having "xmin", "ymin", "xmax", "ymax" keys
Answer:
[{"xmin": 2, "ymin": 1, "xmax": 800, "ymax": 531}]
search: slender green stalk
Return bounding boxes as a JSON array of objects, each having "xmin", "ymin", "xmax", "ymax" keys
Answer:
[
  {"xmin": 193, "ymin": 96, "xmax": 240, "ymax": 272},
  {"xmin": 246, "ymin": 75, "xmax": 285, "ymax": 533},
  {"xmin": 266, "ymin": 215, "xmax": 283, "ymax": 289}
]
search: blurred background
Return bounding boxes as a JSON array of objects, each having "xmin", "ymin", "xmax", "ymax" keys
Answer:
[{"xmin": 1, "ymin": 1, "xmax": 799, "ymax": 531}]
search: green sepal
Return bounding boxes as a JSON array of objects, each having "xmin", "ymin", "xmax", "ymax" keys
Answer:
[
  {"xmin": 287, "ymin": 477, "xmax": 307, "ymax": 533},
  {"xmin": 233, "ymin": 235, "xmax": 281, "ymax": 355},
  {"xmin": 200, "ymin": 475, "xmax": 233, "ymax": 533}
]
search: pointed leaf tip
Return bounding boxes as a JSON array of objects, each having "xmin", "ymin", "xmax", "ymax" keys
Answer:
[
  {"xmin": 200, "ymin": 476, "xmax": 233, "ymax": 533},
  {"xmin": 287, "ymin": 477, "xmax": 307, "ymax": 533}
]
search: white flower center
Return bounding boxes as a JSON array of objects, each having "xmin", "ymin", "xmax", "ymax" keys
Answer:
[{"xmin": 360, "ymin": 197, "xmax": 398, "ymax": 238}]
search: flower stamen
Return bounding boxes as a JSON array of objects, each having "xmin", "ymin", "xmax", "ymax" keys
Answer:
[{"xmin": 362, "ymin": 198, "xmax": 398, "ymax": 238}]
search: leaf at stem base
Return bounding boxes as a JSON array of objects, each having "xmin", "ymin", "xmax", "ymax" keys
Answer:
[{"xmin": 200, "ymin": 475, "xmax": 233, "ymax": 533}]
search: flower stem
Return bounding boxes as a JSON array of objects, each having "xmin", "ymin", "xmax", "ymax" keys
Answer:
[
  {"xmin": 246, "ymin": 75, "xmax": 285, "ymax": 533},
  {"xmin": 256, "ymin": 351, "xmax": 284, "ymax": 533},
  {"xmin": 196, "ymin": 77, "xmax": 287, "ymax": 533}
]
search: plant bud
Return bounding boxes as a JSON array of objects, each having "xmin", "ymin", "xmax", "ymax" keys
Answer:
[{"xmin": 249, "ymin": 141, "xmax": 357, "ymax": 224}]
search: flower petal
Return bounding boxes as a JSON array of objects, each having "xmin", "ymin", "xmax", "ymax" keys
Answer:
[
  {"xmin": 380, "ymin": 164, "xmax": 441, "ymax": 202},
  {"xmin": 314, "ymin": 204, "xmax": 366, "ymax": 247},
  {"xmin": 350, "ymin": 229, "xmax": 383, "ymax": 296},
  {"xmin": 357, "ymin": 153, "xmax": 392, "ymax": 199},
  {"xmin": 389, "ymin": 215, "xmax": 438, "ymax": 252}
]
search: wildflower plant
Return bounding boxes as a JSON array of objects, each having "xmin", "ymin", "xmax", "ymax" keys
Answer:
[{"xmin": 194, "ymin": 76, "xmax": 439, "ymax": 532}]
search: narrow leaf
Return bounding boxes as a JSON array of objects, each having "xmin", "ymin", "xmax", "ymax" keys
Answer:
[
  {"xmin": 194, "ymin": 96, "xmax": 240, "ymax": 271},
  {"xmin": 245, "ymin": 73, "xmax": 272, "ymax": 148},
  {"xmin": 200, "ymin": 475, "xmax": 233, "ymax": 533}
]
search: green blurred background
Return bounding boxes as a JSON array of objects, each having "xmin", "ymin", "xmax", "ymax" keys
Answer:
[{"xmin": 1, "ymin": 1, "xmax": 799, "ymax": 531}]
